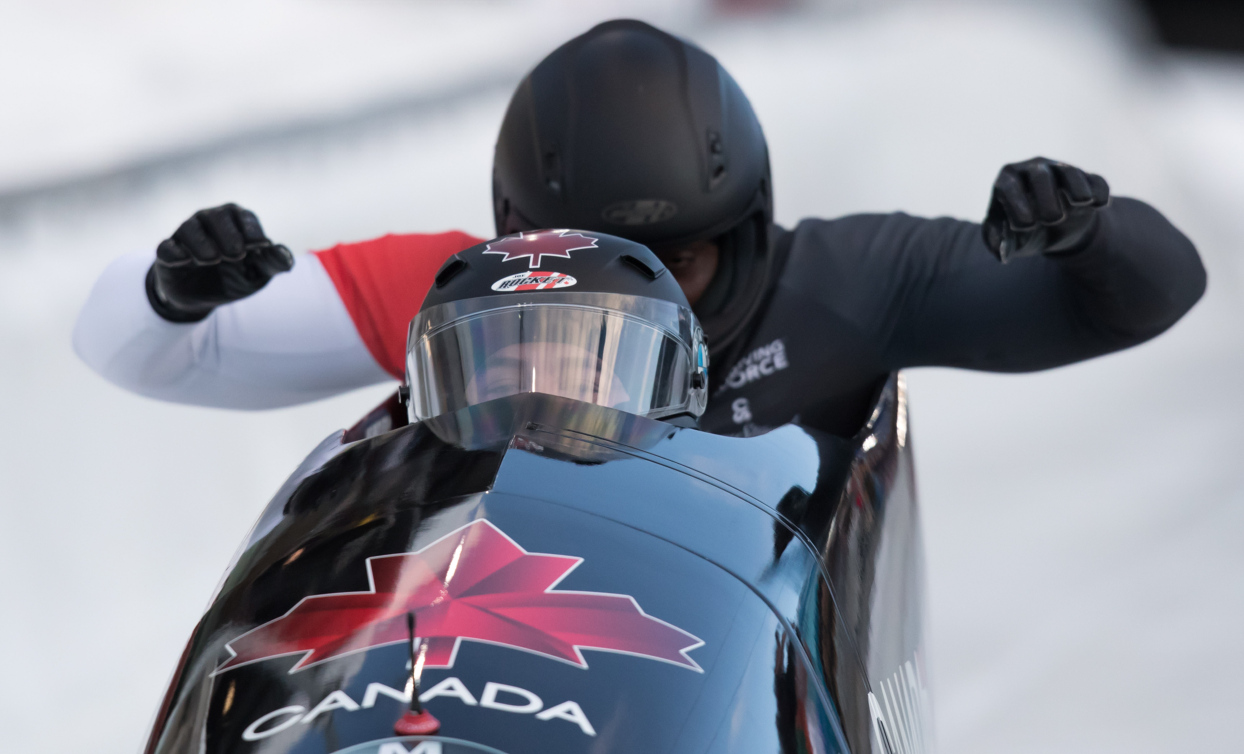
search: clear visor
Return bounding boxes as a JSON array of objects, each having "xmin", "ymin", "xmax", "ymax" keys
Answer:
[{"xmin": 406, "ymin": 295, "xmax": 705, "ymax": 422}]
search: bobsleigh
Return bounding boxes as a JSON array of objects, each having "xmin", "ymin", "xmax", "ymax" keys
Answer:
[{"xmin": 144, "ymin": 374, "xmax": 928, "ymax": 754}]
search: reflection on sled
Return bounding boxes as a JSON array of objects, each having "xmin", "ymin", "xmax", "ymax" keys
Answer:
[{"xmin": 147, "ymin": 373, "xmax": 926, "ymax": 754}]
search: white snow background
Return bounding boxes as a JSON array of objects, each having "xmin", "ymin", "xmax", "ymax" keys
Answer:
[{"xmin": 1, "ymin": 0, "xmax": 1242, "ymax": 751}]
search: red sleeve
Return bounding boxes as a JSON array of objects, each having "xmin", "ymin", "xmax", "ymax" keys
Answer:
[{"xmin": 313, "ymin": 231, "xmax": 484, "ymax": 378}]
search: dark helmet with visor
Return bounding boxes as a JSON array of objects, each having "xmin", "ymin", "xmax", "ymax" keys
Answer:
[
  {"xmin": 492, "ymin": 19, "xmax": 773, "ymax": 352},
  {"xmin": 405, "ymin": 230, "xmax": 709, "ymax": 423}
]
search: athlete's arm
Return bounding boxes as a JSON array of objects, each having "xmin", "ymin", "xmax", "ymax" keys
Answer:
[
  {"xmin": 73, "ymin": 200, "xmax": 482, "ymax": 408},
  {"xmin": 888, "ymin": 203, "xmax": 1202, "ymax": 372},
  {"xmin": 793, "ymin": 182, "xmax": 1204, "ymax": 375},
  {"xmin": 894, "ymin": 206, "xmax": 1203, "ymax": 372},
  {"xmin": 72, "ymin": 250, "xmax": 392, "ymax": 408}
]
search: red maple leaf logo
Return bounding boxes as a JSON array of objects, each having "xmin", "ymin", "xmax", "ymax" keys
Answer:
[
  {"xmin": 483, "ymin": 230, "xmax": 599, "ymax": 268},
  {"xmin": 214, "ymin": 520, "xmax": 703, "ymax": 675}
]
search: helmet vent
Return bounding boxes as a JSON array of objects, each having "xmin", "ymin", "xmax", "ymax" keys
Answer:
[
  {"xmin": 542, "ymin": 147, "xmax": 563, "ymax": 196},
  {"xmin": 434, "ymin": 256, "xmax": 468, "ymax": 288},
  {"xmin": 620, "ymin": 253, "xmax": 666, "ymax": 280},
  {"xmin": 707, "ymin": 129, "xmax": 728, "ymax": 189}
]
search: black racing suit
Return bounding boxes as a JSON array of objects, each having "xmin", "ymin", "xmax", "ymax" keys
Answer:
[{"xmin": 698, "ymin": 197, "xmax": 1206, "ymax": 437}]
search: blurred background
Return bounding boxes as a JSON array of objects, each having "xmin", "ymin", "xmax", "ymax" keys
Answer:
[{"xmin": 1, "ymin": 0, "xmax": 1241, "ymax": 751}]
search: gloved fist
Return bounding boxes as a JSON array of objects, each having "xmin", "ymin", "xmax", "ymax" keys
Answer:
[
  {"xmin": 982, "ymin": 157, "xmax": 1110, "ymax": 263},
  {"xmin": 146, "ymin": 203, "xmax": 294, "ymax": 322}
]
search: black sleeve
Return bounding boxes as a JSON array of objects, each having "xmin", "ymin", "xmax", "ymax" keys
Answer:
[{"xmin": 792, "ymin": 197, "xmax": 1205, "ymax": 375}]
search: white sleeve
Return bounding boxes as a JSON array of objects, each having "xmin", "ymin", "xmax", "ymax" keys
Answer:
[{"xmin": 72, "ymin": 251, "xmax": 393, "ymax": 409}]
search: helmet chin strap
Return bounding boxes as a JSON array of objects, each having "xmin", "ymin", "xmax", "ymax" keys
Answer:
[
  {"xmin": 695, "ymin": 213, "xmax": 773, "ymax": 355},
  {"xmin": 695, "ymin": 234, "xmax": 735, "ymax": 315}
]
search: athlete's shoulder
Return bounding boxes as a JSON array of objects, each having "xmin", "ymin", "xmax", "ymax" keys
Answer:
[
  {"xmin": 789, "ymin": 212, "xmax": 974, "ymax": 261},
  {"xmin": 314, "ymin": 230, "xmax": 483, "ymax": 262},
  {"xmin": 312, "ymin": 230, "xmax": 486, "ymax": 379},
  {"xmin": 790, "ymin": 212, "xmax": 935, "ymax": 245},
  {"xmin": 312, "ymin": 230, "xmax": 484, "ymax": 308},
  {"xmin": 781, "ymin": 215, "xmax": 902, "ymax": 275}
]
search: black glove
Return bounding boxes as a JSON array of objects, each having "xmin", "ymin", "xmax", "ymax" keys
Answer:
[
  {"xmin": 982, "ymin": 157, "xmax": 1110, "ymax": 263},
  {"xmin": 146, "ymin": 203, "xmax": 294, "ymax": 322}
]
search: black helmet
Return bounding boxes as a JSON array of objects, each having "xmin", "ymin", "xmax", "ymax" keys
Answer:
[
  {"xmin": 405, "ymin": 229, "xmax": 709, "ymax": 423},
  {"xmin": 492, "ymin": 19, "xmax": 773, "ymax": 352}
]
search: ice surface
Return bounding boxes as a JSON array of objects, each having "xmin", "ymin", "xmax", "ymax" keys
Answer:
[{"xmin": 0, "ymin": 1, "xmax": 1241, "ymax": 752}]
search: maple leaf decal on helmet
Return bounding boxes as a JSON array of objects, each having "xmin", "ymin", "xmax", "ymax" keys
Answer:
[
  {"xmin": 214, "ymin": 520, "xmax": 704, "ymax": 675},
  {"xmin": 483, "ymin": 230, "xmax": 599, "ymax": 268}
]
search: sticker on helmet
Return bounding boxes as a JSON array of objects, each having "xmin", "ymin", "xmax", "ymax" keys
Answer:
[
  {"xmin": 483, "ymin": 230, "xmax": 598, "ymax": 268},
  {"xmin": 491, "ymin": 271, "xmax": 577, "ymax": 292}
]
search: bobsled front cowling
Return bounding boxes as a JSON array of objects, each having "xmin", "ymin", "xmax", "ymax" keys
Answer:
[{"xmin": 146, "ymin": 377, "xmax": 925, "ymax": 754}]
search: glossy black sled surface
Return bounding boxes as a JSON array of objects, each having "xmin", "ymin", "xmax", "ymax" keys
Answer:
[{"xmin": 145, "ymin": 374, "xmax": 927, "ymax": 754}]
